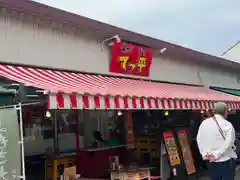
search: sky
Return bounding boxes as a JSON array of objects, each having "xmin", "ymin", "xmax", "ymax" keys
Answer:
[{"xmin": 34, "ymin": 0, "xmax": 240, "ymax": 56}]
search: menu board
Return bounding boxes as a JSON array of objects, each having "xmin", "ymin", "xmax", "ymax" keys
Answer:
[
  {"xmin": 177, "ymin": 129, "xmax": 196, "ymax": 175},
  {"xmin": 163, "ymin": 131, "xmax": 181, "ymax": 166}
]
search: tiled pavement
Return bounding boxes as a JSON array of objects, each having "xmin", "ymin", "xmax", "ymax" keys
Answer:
[{"xmin": 199, "ymin": 166, "xmax": 240, "ymax": 180}]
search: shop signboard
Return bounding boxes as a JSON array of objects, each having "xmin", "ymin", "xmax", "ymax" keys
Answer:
[
  {"xmin": 177, "ymin": 129, "xmax": 196, "ymax": 175},
  {"xmin": 0, "ymin": 108, "xmax": 21, "ymax": 179},
  {"xmin": 163, "ymin": 131, "xmax": 181, "ymax": 166},
  {"xmin": 110, "ymin": 41, "xmax": 152, "ymax": 77}
]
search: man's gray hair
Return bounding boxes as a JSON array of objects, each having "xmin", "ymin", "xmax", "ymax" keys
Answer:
[{"xmin": 214, "ymin": 102, "xmax": 227, "ymax": 115}]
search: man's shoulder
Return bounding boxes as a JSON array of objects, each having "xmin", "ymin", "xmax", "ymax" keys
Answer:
[
  {"xmin": 222, "ymin": 119, "xmax": 233, "ymax": 129},
  {"xmin": 216, "ymin": 116, "xmax": 234, "ymax": 130},
  {"xmin": 199, "ymin": 116, "xmax": 233, "ymax": 127},
  {"xmin": 216, "ymin": 115, "xmax": 232, "ymax": 124},
  {"xmin": 200, "ymin": 117, "xmax": 213, "ymax": 124},
  {"xmin": 199, "ymin": 118, "xmax": 212, "ymax": 128}
]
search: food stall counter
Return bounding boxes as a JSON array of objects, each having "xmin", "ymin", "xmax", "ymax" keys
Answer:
[
  {"xmin": 80, "ymin": 145, "xmax": 127, "ymax": 152},
  {"xmin": 108, "ymin": 167, "xmax": 153, "ymax": 180},
  {"xmin": 45, "ymin": 152, "xmax": 76, "ymax": 180},
  {"xmin": 77, "ymin": 145, "xmax": 128, "ymax": 178}
]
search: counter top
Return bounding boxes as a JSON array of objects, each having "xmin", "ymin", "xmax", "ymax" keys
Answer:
[
  {"xmin": 80, "ymin": 145, "xmax": 127, "ymax": 152},
  {"xmin": 45, "ymin": 152, "xmax": 76, "ymax": 159},
  {"xmin": 106, "ymin": 166, "xmax": 154, "ymax": 172}
]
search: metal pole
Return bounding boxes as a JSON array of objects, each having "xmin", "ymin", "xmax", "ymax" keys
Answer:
[
  {"xmin": 97, "ymin": 111, "xmax": 100, "ymax": 131},
  {"xmin": 0, "ymin": 101, "xmax": 44, "ymax": 109},
  {"xmin": 53, "ymin": 111, "xmax": 59, "ymax": 155},
  {"xmin": 17, "ymin": 103, "xmax": 26, "ymax": 180},
  {"xmin": 76, "ymin": 110, "xmax": 80, "ymax": 150},
  {"xmin": 97, "ymin": 112, "xmax": 100, "ymax": 148},
  {"xmin": 160, "ymin": 143, "xmax": 164, "ymax": 178},
  {"xmin": 159, "ymin": 118, "xmax": 164, "ymax": 180}
]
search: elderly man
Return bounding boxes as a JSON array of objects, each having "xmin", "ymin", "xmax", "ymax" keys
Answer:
[{"xmin": 197, "ymin": 102, "xmax": 237, "ymax": 180}]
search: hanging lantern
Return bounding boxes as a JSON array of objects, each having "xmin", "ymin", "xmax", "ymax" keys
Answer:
[
  {"xmin": 45, "ymin": 110, "xmax": 51, "ymax": 118},
  {"xmin": 164, "ymin": 111, "xmax": 169, "ymax": 116},
  {"xmin": 117, "ymin": 111, "xmax": 123, "ymax": 116}
]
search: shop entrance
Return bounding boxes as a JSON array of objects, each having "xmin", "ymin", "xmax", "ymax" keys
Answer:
[
  {"xmin": 132, "ymin": 110, "xmax": 203, "ymax": 180},
  {"xmin": 0, "ymin": 102, "xmax": 239, "ymax": 180}
]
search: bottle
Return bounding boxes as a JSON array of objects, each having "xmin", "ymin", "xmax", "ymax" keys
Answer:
[{"xmin": 112, "ymin": 162, "xmax": 116, "ymax": 170}]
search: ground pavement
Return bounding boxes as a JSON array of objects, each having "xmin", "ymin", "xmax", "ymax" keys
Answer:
[{"xmin": 199, "ymin": 166, "xmax": 240, "ymax": 180}]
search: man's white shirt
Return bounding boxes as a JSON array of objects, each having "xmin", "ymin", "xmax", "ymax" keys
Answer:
[{"xmin": 196, "ymin": 114, "xmax": 237, "ymax": 162}]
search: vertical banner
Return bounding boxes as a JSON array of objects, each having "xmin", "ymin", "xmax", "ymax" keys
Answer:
[
  {"xmin": 0, "ymin": 108, "xmax": 21, "ymax": 180},
  {"xmin": 110, "ymin": 41, "xmax": 152, "ymax": 77},
  {"xmin": 177, "ymin": 129, "xmax": 196, "ymax": 175},
  {"xmin": 163, "ymin": 131, "xmax": 181, "ymax": 166}
]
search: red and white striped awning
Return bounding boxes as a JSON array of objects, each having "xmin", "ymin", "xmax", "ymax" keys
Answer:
[{"xmin": 0, "ymin": 64, "xmax": 239, "ymax": 110}]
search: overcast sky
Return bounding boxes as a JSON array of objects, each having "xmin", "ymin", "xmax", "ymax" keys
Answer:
[{"xmin": 35, "ymin": 0, "xmax": 240, "ymax": 56}]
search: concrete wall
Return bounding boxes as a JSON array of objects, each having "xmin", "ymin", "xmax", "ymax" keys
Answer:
[{"xmin": 0, "ymin": 12, "xmax": 239, "ymax": 89}]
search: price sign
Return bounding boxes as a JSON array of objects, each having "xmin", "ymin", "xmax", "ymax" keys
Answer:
[
  {"xmin": 163, "ymin": 131, "xmax": 181, "ymax": 166},
  {"xmin": 177, "ymin": 129, "xmax": 196, "ymax": 175}
]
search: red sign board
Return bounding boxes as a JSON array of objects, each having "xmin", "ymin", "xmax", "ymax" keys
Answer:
[
  {"xmin": 110, "ymin": 41, "xmax": 152, "ymax": 77},
  {"xmin": 163, "ymin": 131, "xmax": 181, "ymax": 166},
  {"xmin": 177, "ymin": 129, "xmax": 196, "ymax": 175}
]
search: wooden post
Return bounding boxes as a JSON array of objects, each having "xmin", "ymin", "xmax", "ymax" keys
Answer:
[
  {"xmin": 53, "ymin": 111, "xmax": 59, "ymax": 155},
  {"xmin": 125, "ymin": 111, "xmax": 134, "ymax": 148},
  {"xmin": 75, "ymin": 110, "xmax": 80, "ymax": 150}
]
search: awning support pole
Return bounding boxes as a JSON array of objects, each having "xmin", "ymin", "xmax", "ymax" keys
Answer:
[
  {"xmin": 53, "ymin": 111, "xmax": 59, "ymax": 155},
  {"xmin": 76, "ymin": 110, "xmax": 80, "ymax": 150},
  {"xmin": 15, "ymin": 103, "xmax": 26, "ymax": 180},
  {"xmin": 0, "ymin": 101, "xmax": 44, "ymax": 109}
]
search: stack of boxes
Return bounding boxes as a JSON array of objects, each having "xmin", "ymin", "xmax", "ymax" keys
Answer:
[{"xmin": 134, "ymin": 136, "xmax": 160, "ymax": 162}]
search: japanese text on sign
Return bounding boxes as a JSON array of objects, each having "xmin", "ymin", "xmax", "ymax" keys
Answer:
[
  {"xmin": 118, "ymin": 55, "xmax": 147, "ymax": 73},
  {"xmin": 177, "ymin": 129, "xmax": 196, "ymax": 175},
  {"xmin": 0, "ymin": 119, "xmax": 18, "ymax": 180},
  {"xmin": 163, "ymin": 131, "xmax": 181, "ymax": 166},
  {"xmin": 110, "ymin": 41, "xmax": 152, "ymax": 77},
  {"xmin": 0, "ymin": 120, "xmax": 8, "ymax": 180},
  {"xmin": 0, "ymin": 109, "xmax": 21, "ymax": 180}
]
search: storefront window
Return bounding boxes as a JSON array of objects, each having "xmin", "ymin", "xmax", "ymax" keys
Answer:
[
  {"xmin": 23, "ymin": 106, "xmax": 50, "ymax": 156},
  {"xmin": 55, "ymin": 110, "xmax": 83, "ymax": 152},
  {"xmin": 83, "ymin": 110, "xmax": 126, "ymax": 149},
  {"xmin": 23, "ymin": 107, "xmax": 81, "ymax": 155},
  {"xmin": 23, "ymin": 108, "xmax": 128, "ymax": 155}
]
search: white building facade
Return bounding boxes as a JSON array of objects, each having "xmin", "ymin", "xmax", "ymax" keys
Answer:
[
  {"xmin": 0, "ymin": 2, "xmax": 240, "ymax": 180},
  {"xmin": 0, "ymin": 2, "xmax": 239, "ymax": 89}
]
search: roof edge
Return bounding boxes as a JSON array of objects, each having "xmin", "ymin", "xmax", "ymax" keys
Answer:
[
  {"xmin": 221, "ymin": 41, "xmax": 240, "ymax": 56},
  {"xmin": 0, "ymin": 0, "xmax": 240, "ymax": 71}
]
